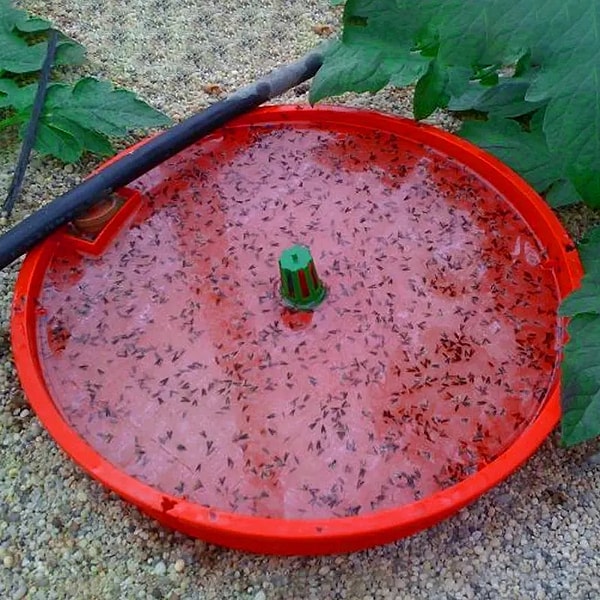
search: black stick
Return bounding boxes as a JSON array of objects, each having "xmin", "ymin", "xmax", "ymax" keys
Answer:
[
  {"xmin": 0, "ymin": 49, "xmax": 324, "ymax": 269},
  {"xmin": 2, "ymin": 30, "xmax": 59, "ymax": 216}
]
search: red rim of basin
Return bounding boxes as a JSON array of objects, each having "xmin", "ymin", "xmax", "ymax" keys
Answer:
[{"xmin": 10, "ymin": 105, "xmax": 583, "ymax": 555}]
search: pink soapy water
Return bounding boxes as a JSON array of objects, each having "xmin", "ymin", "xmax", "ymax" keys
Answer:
[{"xmin": 37, "ymin": 124, "xmax": 559, "ymax": 518}]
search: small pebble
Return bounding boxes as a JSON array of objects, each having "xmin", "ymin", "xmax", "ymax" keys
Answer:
[
  {"xmin": 12, "ymin": 584, "xmax": 27, "ymax": 600},
  {"xmin": 254, "ymin": 591, "xmax": 266, "ymax": 600},
  {"xmin": 585, "ymin": 450, "xmax": 600, "ymax": 465},
  {"xmin": 153, "ymin": 561, "xmax": 167, "ymax": 576},
  {"xmin": 174, "ymin": 559, "xmax": 185, "ymax": 573}
]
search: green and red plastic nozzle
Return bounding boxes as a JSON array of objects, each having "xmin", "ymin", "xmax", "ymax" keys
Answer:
[{"xmin": 278, "ymin": 245, "xmax": 326, "ymax": 309}]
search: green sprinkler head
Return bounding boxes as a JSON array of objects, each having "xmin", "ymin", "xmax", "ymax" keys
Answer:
[{"xmin": 278, "ymin": 244, "xmax": 326, "ymax": 310}]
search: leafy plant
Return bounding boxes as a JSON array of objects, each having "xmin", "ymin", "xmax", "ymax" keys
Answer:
[
  {"xmin": 559, "ymin": 230, "xmax": 600, "ymax": 445},
  {"xmin": 0, "ymin": 0, "xmax": 84, "ymax": 72},
  {"xmin": 0, "ymin": 0, "xmax": 170, "ymax": 163},
  {"xmin": 314, "ymin": 0, "xmax": 600, "ymax": 445},
  {"xmin": 313, "ymin": 0, "xmax": 600, "ymax": 209}
]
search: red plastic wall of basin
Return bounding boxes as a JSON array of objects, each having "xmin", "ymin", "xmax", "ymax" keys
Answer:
[{"xmin": 10, "ymin": 105, "xmax": 583, "ymax": 555}]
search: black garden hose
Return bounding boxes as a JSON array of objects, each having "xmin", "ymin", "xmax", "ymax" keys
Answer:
[{"xmin": 0, "ymin": 49, "xmax": 324, "ymax": 269}]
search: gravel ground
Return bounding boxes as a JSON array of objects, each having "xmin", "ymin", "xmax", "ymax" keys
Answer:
[{"xmin": 1, "ymin": 1, "xmax": 600, "ymax": 598}]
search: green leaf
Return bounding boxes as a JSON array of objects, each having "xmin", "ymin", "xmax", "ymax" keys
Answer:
[
  {"xmin": 2, "ymin": 76, "xmax": 169, "ymax": 161},
  {"xmin": 460, "ymin": 112, "xmax": 586, "ymax": 207},
  {"xmin": 0, "ymin": 0, "xmax": 26, "ymax": 30},
  {"xmin": 514, "ymin": 50, "xmax": 532, "ymax": 77},
  {"xmin": 0, "ymin": 31, "xmax": 47, "ymax": 72},
  {"xmin": 575, "ymin": 227, "xmax": 600, "ymax": 275},
  {"xmin": 449, "ymin": 77, "xmax": 546, "ymax": 118},
  {"xmin": 0, "ymin": 79, "xmax": 36, "ymax": 110},
  {"xmin": 30, "ymin": 121, "xmax": 83, "ymax": 163},
  {"xmin": 309, "ymin": 1, "xmax": 432, "ymax": 103},
  {"xmin": 460, "ymin": 116, "xmax": 563, "ymax": 195},
  {"xmin": 445, "ymin": 66, "xmax": 472, "ymax": 98},
  {"xmin": 310, "ymin": 41, "xmax": 391, "ymax": 103},
  {"xmin": 54, "ymin": 39, "xmax": 86, "ymax": 67},
  {"xmin": 0, "ymin": 77, "xmax": 19, "ymax": 107},
  {"xmin": 316, "ymin": 0, "xmax": 600, "ymax": 208},
  {"xmin": 313, "ymin": 0, "xmax": 545, "ymax": 101},
  {"xmin": 18, "ymin": 109, "xmax": 114, "ymax": 165},
  {"xmin": 560, "ymin": 227, "xmax": 600, "ymax": 317},
  {"xmin": 310, "ymin": 40, "xmax": 429, "ymax": 104},
  {"xmin": 14, "ymin": 17, "xmax": 50, "ymax": 32},
  {"xmin": 0, "ymin": 35, "xmax": 85, "ymax": 73},
  {"xmin": 1, "ymin": 0, "xmax": 49, "ymax": 31},
  {"xmin": 4, "ymin": 78, "xmax": 170, "ymax": 161},
  {"xmin": 566, "ymin": 168, "xmax": 600, "ymax": 209},
  {"xmin": 560, "ymin": 350, "xmax": 600, "ymax": 446},
  {"xmin": 413, "ymin": 27, "xmax": 440, "ymax": 59},
  {"xmin": 43, "ymin": 78, "xmax": 171, "ymax": 139},
  {"xmin": 558, "ymin": 229, "xmax": 600, "ymax": 445},
  {"xmin": 560, "ymin": 280, "xmax": 600, "ymax": 318},
  {"xmin": 0, "ymin": 1, "xmax": 171, "ymax": 165},
  {"xmin": 0, "ymin": 0, "xmax": 84, "ymax": 73},
  {"xmin": 479, "ymin": 71, "xmax": 499, "ymax": 87},
  {"xmin": 48, "ymin": 116, "xmax": 114, "ymax": 158},
  {"xmin": 413, "ymin": 60, "xmax": 449, "ymax": 119},
  {"xmin": 543, "ymin": 178, "xmax": 582, "ymax": 208}
]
